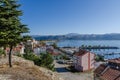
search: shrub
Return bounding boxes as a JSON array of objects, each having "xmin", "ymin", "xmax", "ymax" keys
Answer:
[
  {"xmin": 95, "ymin": 54, "xmax": 104, "ymax": 62},
  {"xmin": 61, "ymin": 54, "xmax": 70, "ymax": 60},
  {"xmin": 23, "ymin": 52, "xmax": 38, "ymax": 61},
  {"xmin": 23, "ymin": 51, "xmax": 54, "ymax": 71},
  {"xmin": 15, "ymin": 52, "xmax": 23, "ymax": 57},
  {"xmin": 0, "ymin": 49, "xmax": 6, "ymax": 56},
  {"xmin": 40, "ymin": 53, "xmax": 55, "ymax": 71}
]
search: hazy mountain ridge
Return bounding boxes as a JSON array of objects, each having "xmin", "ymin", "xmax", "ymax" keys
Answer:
[{"xmin": 32, "ymin": 33, "xmax": 120, "ymax": 40}]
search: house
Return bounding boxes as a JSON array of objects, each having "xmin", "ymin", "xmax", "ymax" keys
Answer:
[
  {"xmin": 33, "ymin": 45, "xmax": 55, "ymax": 55},
  {"xmin": 94, "ymin": 58, "xmax": 120, "ymax": 80},
  {"xmin": 73, "ymin": 49, "xmax": 95, "ymax": 71},
  {"xmin": 46, "ymin": 47, "xmax": 60, "ymax": 59},
  {"xmin": 26, "ymin": 39, "xmax": 39, "ymax": 50},
  {"xmin": 33, "ymin": 46, "xmax": 46, "ymax": 55},
  {"xmin": 6, "ymin": 44, "xmax": 25, "ymax": 54},
  {"xmin": 60, "ymin": 47, "xmax": 79, "ymax": 55}
]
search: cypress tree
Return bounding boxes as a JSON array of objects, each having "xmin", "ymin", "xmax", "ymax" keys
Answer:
[{"xmin": 0, "ymin": 0, "xmax": 29, "ymax": 67}]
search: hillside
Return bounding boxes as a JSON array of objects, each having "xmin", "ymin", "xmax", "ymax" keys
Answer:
[
  {"xmin": 32, "ymin": 33, "xmax": 120, "ymax": 40},
  {"xmin": 0, "ymin": 56, "xmax": 63, "ymax": 80}
]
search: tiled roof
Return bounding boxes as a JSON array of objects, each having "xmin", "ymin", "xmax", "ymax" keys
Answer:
[
  {"xmin": 101, "ymin": 68, "xmax": 120, "ymax": 80},
  {"xmin": 94, "ymin": 64, "xmax": 107, "ymax": 76},
  {"xmin": 116, "ymin": 76, "xmax": 120, "ymax": 80},
  {"xmin": 94, "ymin": 64, "xmax": 120, "ymax": 80},
  {"xmin": 108, "ymin": 58, "xmax": 120, "ymax": 65},
  {"xmin": 6, "ymin": 44, "xmax": 23, "ymax": 52},
  {"xmin": 74, "ymin": 49, "xmax": 88, "ymax": 56},
  {"xmin": 50, "ymin": 52, "xmax": 59, "ymax": 56}
]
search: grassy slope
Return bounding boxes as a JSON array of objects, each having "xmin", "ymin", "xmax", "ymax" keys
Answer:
[{"xmin": 0, "ymin": 56, "xmax": 60, "ymax": 80}]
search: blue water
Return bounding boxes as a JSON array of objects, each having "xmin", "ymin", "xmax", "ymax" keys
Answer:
[{"xmin": 57, "ymin": 40, "xmax": 120, "ymax": 59}]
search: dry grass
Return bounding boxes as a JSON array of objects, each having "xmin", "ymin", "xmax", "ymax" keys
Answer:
[
  {"xmin": 0, "ymin": 65, "xmax": 52, "ymax": 80},
  {"xmin": 0, "ymin": 56, "xmax": 54, "ymax": 80}
]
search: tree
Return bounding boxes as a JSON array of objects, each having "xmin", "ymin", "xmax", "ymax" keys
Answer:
[
  {"xmin": 23, "ymin": 35, "xmax": 32, "ymax": 42},
  {"xmin": 23, "ymin": 52, "xmax": 39, "ymax": 61},
  {"xmin": 0, "ymin": 0, "xmax": 29, "ymax": 67},
  {"xmin": 52, "ymin": 43, "xmax": 57, "ymax": 48},
  {"xmin": 95, "ymin": 54, "xmax": 104, "ymax": 62},
  {"xmin": 81, "ymin": 45, "xmax": 85, "ymax": 49},
  {"xmin": 40, "ymin": 41, "xmax": 46, "ymax": 46},
  {"xmin": 23, "ymin": 35, "xmax": 33, "ymax": 53},
  {"xmin": 61, "ymin": 54, "xmax": 70, "ymax": 60},
  {"xmin": 40, "ymin": 53, "xmax": 54, "ymax": 71}
]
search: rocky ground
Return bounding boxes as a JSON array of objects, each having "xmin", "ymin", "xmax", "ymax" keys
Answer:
[{"xmin": 0, "ymin": 56, "xmax": 63, "ymax": 80}]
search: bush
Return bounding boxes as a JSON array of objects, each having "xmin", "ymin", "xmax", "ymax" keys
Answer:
[
  {"xmin": 95, "ymin": 54, "xmax": 104, "ymax": 62},
  {"xmin": 52, "ymin": 43, "xmax": 57, "ymax": 48},
  {"xmin": 40, "ymin": 53, "xmax": 55, "ymax": 71},
  {"xmin": 61, "ymin": 54, "xmax": 70, "ymax": 60},
  {"xmin": 0, "ymin": 49, "xmax": 6, "ymax": 56},
  {"xmin": 23, "ymin": 52, "xmax": 39, "ymax": 61},
  {"xmin": 23, "ymin": 52, "xmax": 54, "ymax": 71},
  {"xmin": 15, "ymin": 52, "xmax": 23, "ymax": 57}
]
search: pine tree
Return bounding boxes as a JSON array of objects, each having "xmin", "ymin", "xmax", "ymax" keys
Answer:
[{"xmin": 0, "ymin": 0, "xmax": 29, "ymax": 67}]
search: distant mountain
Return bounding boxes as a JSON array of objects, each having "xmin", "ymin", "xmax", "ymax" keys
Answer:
[
  {"xmin": 65, "ymin": 33, "xmax": 80, "ymax": 37},
  {"xmin": 32, "ymin": 33, "xmax": 120, "ymax": 40}
]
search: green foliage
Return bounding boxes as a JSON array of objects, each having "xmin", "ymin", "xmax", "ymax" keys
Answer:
[
  {"xmin": 15, "ymin": 52, "xmax": 23, "ymax": 57},
  {"xmin": 0, "ymin": 0, "xmax": 29, "ymax": 67},
  {"xmin": 23, "ymin": 52, "xmax": 41, "ymax": 69},
  {"xmin": 95, "ymin": 54, "xmax": 104, "ymax": 62},
  {"xmin": 61, "ymin": 54, "xmax": 70, "ymax": 60},
  {"xmin": 40, "ymin": 41, "xmax": 46, "ymax": 46},
  {"xmin": 0, "ymin": 49, "xmax": 5, "ymax": 56},
  {"xmin": 22, "ymin": 52, "xmax": 55, "ymax": 71},
  {"xmin": 23, "ymin": 35, "xmax": 32, "ymax": 42},
  {"xmin": 0, "ymin": 0, "xmax": 29, "ymax": 46},
  {"xmin": 52, "ymin": 43, "xmax": 57, "ymax": 48},
  {"xmin": 24, "ymin": 46, "xmax": 33, "ymax": 54},
  {"xmin": 23, "ymin": 52, "xmax": 37, "ymax": 61},
  {"xmin": 40, "ymin": 53, "xmax": 55, "ymax": 71}
]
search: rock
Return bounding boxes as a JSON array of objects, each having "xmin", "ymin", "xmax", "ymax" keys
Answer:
[
  {"xmin": 0, "ymin": 74, "xmax": 12, "ymax": 80},
  {"xmin": 0, "ymin": 56, "xmax": 64, "ymax": 80}
]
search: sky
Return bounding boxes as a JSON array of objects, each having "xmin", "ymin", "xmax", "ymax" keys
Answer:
[{"xmin": 19, "ymin": 0, "xmax": 120, "ymax": 35}]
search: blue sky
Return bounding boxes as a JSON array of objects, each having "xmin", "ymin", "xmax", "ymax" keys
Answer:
[{"xmin": 19, "ymin": 0, "xmax": 120, "ymax": 35}]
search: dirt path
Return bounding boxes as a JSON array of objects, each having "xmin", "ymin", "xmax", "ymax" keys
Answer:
[{"xmin": 54, "ymin": 61, "xmax": 94, "ymax": 80}]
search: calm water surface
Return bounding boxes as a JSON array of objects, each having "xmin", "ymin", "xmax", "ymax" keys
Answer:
[{"xmin": 57, "ymin": 40, "xmax": 120, "ymax": 59}]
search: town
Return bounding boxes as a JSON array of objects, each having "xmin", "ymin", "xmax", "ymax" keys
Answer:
[
  {"xmin": 1, "ymin": 38, "xmax": 119, "ymax": 80},
  {"xmin": 0, "ymin": 0, "xmax": 120, "ymax": 80}
]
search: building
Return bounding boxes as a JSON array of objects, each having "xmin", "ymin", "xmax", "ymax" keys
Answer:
[
  {"xmin": 94, "ymin": 58, "xmax": 120, "ymax": 80},
  {"xmin": 6, "ymin": 44, "xmax": 25, "ymax": 54},
  {"xmin": 26, "ymin": 39, "xmax": 39, "ymax": 50},
  {"xmin": 33, "ymin": 46, "xmax": 46, "ymax": 55},
  {"xmin": 73, "ymin": 49, "xmax": 95, "ymax": 71}
]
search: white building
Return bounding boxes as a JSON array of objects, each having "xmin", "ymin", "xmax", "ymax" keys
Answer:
[{"xmin": 33, "ymin": 46, "xmax": 46, "ymax": 55}]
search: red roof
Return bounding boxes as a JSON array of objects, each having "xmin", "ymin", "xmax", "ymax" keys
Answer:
[
  {"xmin": 50, "ymin": 52, "xmax": 59, "ymax": 56},
  {"xmin": 74, "ymin": 49, "xmax": 89, "ymax": 56},
  {"xmin": 101, "ymin": 68, "xmax": 120, "ymax": 80},
  {"xmin": 94, "ymin": 64, "xmax": 107, "ymax": 76},
  {"xmin": 5, "ymin": 44, "xmax": 23, "ymax": 53},
  {"xmin": 116, "ymin": 77, "xmax": 120, "ymax": 80},
  {"xmin": 94, "ymin": 64, "xmax": 120, "ymax": 80},
  {"xmin": 108, "ymin": 58, "xmax": 120, "ymax": 65}
]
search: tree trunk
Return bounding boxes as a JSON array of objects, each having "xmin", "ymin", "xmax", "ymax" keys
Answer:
[
  {"xmin": 3, "ymin": 46, "xmax": 7, "ymax": 56},
  {"xmin": 8, "ymin": 45, "xmax": 13, "ymax": 68}
]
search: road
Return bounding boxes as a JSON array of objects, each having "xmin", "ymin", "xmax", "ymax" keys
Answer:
[{"xmin": 54, "ymin": 61, "xmax": 94, "ymax": 80}]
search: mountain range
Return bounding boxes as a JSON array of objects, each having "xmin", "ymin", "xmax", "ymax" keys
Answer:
[{"xmin": 32, "ymin": 33, "xmax": 120, "ymax": 40}]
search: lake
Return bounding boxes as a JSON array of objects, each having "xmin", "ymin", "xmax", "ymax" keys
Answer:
[{"xmin": 57, "ymin": 40, "xmax": 120, "ymax": 59}]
